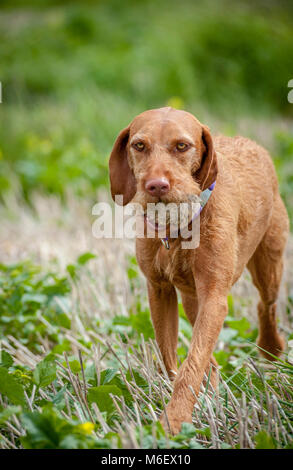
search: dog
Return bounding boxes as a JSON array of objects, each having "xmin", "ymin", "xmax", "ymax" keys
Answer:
[{"xmin": 109, "ymin": 107, "xmax": 289, "ymax": 435}]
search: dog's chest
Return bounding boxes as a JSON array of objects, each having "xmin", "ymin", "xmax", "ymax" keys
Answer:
[{"xmin": 154, "ymin": 243, "xmax": 195, "ymax": 293}]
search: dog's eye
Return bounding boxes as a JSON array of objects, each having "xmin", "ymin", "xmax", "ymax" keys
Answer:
[
  {"xmin": 133, "ymin": 142, "xmax": 145, "ymax": 151},
  {"xmin": 176, "ymin": 142, "xmax": 189, "ymax": 151}
]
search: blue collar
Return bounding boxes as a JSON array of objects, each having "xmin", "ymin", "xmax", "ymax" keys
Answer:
[{"xmin": 161, "ymin": 181, "xmax": 216, "ymax": 249}]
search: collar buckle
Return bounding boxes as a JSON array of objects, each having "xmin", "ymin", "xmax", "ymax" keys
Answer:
[{"xmin": 161, "ymin": 237, "xmax": 170, "ymax": 250}]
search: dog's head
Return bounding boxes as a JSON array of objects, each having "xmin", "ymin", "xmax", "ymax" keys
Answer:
[{"xmin": 109, "ymin": 107, "xmax": 218, "ymax": 210}]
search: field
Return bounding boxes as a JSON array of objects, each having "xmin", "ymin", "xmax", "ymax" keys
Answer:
[{"xmin": 0, "ymin": 0, "xmax": 292, "ymax": 449}]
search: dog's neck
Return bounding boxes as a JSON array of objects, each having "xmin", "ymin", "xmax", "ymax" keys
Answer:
[{"xmin": 161, "ymin": 181, "xmax": 216, "ymax": 250}]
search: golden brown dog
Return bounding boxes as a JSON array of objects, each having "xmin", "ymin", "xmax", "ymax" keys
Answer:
[{"xmin": 109, "ymin": 107, "xmax": 289, "ymax": 434}]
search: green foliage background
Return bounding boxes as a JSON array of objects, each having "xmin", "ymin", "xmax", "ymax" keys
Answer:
[{"xmin": 0, "ymin": 0, "xmax": 292, "ymax": 209}]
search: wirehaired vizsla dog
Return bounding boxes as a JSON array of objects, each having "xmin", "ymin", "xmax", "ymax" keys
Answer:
[{"xmin": 109, "ymin": 107, "xmax": 289, "ymax": 434}]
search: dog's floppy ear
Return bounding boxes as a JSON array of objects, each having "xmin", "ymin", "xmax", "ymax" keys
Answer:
[
  {"xmin": 194, "ymin": 125, "xmax": 218, "ymax": 190},
  {"xmin": 109, "ymin": 125, "xmax": 136, "ymax": 205}
]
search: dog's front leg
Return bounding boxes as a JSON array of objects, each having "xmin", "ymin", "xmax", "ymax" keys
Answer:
[
  {"xmin": 147, "ymin": 281, "xmax": 178, "ymax": 380},
  {"xmin": 161, "ymin": 290, "xmax": 228, "ymax": 434}
]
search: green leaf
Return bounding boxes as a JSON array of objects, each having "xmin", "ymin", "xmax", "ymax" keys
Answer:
[
  {"xmin": 52, "ymin": 339, "xmax": 71, "ymax": 354},
  {"xmin": 52, "ymin": 387, "xmax": 67, "ymax": 411},
  {"xmin": 77, "ymin": 252, "xmax": 96, "ymax": 265},
  {"xmin": 127, "ymin": 267, "xmax": 137, "ymax": 280},
  {"xmin": 0, "ymin": 405, "xmax": 22, "ymax": 424},
  {"xmin": 21, "ymin": 405, "xmax": 96, "ymax": 449},
  {"xmin": 179, "ymin": 317, "xmax": 193, "ymax": 340},
  {"xmin": 219, "ymin": 327, "xmax": 238, "ymax": 343},
  {"xmin": 62, "ymin": 357, "xmax": 81, "ymax": 374},
  {"xmin": 179, "ymin": 422, "xmax": 197, "ymax": 438},
  {"xmin": 214, "ymin": 349, "xmax": 230, "ymax": 365},
  {"xmin": 255, "ymin": 431, "xmax": 276, "ymax": 449},
  {"xmin": 84, "ymin": 363, "xmax": 97, "ymax": 386},
  {"xmin": 220, "ymin": 442, "xmax": 233, "ymax": 449},
  {"xmin": 129, "ymin": 308, "xmax": 154, "ymax": 340},
  {"xmin": 0, "ymin": 367, "xmax": 26, "ymax": 406},
  {"xmin": 21, "ymin": 411, "xmax": 61, "ymax": 448},
  {"xmin": 33, "ymin": 356, "xmax": 57, "ymax": 388},
  {"xmin": 66, "ymin": 264, "xmax": 77, "ymax": 279},
  {"xmin": 227, "ymin": 294, "xmax": 235, "ymax": 316},
  {"xmin": 189, "ymin": 440, "xmax": 204, "ymax": 449},
  {"xmin": 21, "ymin": 293, "xmax": 47, "ymax": 304},
  {"xmin": 87, "ymin": 385, "xmax": 122, "ymax": 413},
  {"xmin": 0, "ymin": 350, "xmax": 14, "ymax": 368},
  {"xmin": 194, "ymin": 426, "xmax": 211, "ymax": 439},
  {"xmin": 126, "ymin": 369, "xmax": 148, "ymax": 388},
  {"xmin": 226, "ymin": 317, "xmax": 252, "ymax": 338},
  {"xmin": 100, "ymin": 368, "xmax": 119, "ymax": 385}
]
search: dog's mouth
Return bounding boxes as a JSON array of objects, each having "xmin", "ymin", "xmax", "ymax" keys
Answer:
[{"xmin": 143, "ymin": 194, "xmax": 201, "ymax": 235}]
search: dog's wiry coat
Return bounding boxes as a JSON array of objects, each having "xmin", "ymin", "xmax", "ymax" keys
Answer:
[{"xmin": 109, "ymin": 107, "xmax": 289, "ymax": 434}]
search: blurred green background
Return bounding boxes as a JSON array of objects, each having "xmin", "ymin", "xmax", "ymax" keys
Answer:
[{"xmin": 0, "ymin": 0, "xmax": 292, "ymax": 217}]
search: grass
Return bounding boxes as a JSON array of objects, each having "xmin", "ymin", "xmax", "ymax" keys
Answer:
[{"xmin": 0, "ymin": 194, "xmax": 292, "ymax": 449}]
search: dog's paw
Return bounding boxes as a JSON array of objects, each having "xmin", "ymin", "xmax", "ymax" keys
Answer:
[{"xmin": 159, "ymin": 407, "xmax": 192, "ymax": 436}]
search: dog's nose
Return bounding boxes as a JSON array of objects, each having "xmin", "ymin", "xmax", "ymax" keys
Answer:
[{"xmin": 145, "ymin": 178, "xmax": 170, "ymax": 197}]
